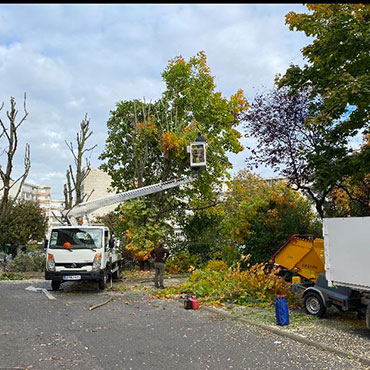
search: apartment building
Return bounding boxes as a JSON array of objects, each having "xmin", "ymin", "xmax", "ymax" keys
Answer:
[
  {"xmin": 0, "ymin": 178, "xmax": 68, "ymax": 232},
  {"xmin": 81, "ymin": 167, "xmax": 117, "ymax": 218},
  {"xmin": 48, "ymin": 198, "xmax": 66, "ymax": 227},
  {"xmin": 0, "ymin": 179, "xmax": 52, "ymax": 213},
  {"xmin": 263, "ymin": 176, "xmax": 288, "ymax": 187}
]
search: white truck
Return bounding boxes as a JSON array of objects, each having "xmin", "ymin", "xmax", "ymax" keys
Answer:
[
  {"xmin": 46, "ymin": 225, "xmax": 119, "ymax": 291},
  {"xmin": 45, "ymin": 138, "xmax": 207, "ymax": 291},
  {"xmin": 323, "ymin": 217, "xmax": 370, "ymax": 329}
]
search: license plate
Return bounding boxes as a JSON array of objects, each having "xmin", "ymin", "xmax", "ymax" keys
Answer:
[{"xmin": 63, "ymin": 275, "xmax": 81, "ymax": 280}]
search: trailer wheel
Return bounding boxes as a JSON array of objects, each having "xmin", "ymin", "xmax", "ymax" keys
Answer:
[
  {"xmin": 303, "ymin": 292, "xmax": 326, "ymax": 317},
  {"xmin": 366, "ymin": 303, "xmax": 370, "ymax": 330},
  {"xmin": 51, "ymin": 281, "xmax": 61, "ymax": 291}
]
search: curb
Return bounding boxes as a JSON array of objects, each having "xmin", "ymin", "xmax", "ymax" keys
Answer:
[
  {"xmin": 201, "ymin": 305, "xmax": 370, "ymax": 367},
  {"xmin": 121, "ymin": 274, "xmax": 189, "ymax": 284}
]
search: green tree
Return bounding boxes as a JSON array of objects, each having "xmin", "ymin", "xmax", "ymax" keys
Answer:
[
  {"xmin": 222, "ymin": 171, "xmax": 321, "ymax": 264},
  {"xmin": 276, "ymin": 4, "xmax": 370, "ymax": 191},
  {"xmin": 180, "ymin": 210, "xmax": 229, "ymax": 264},
  {"xmin": 94, "ymin": 210, "xmax": 122, "ymax": 236},
  {"xmin": 99, "ymin": 51, "xmax": 248, "ymax": 258},
  {"xmin": 117, "ymin": 199, "xmax": 172, "ymax": 262},
  {"xmin": 0, "ymin": 200, "xmax": 48, "ymax": 255}
]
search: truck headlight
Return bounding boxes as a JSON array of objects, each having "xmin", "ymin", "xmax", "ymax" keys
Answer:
[
  {"xmin": 47, "ymin": 253, "xmax": 55, "ymax": 271},
  {"xmin": 92, "ymin": 253, "xmax": 102, "ymax": 271}
]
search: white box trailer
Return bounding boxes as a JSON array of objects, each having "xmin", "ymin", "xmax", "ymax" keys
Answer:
[
  {"xmin": 324, "ymin": 217, "xmax": 370, "ymax": 292},
  {"xmin": 323, "ymin": 217, "xmax": 370, "ymax": 328}
]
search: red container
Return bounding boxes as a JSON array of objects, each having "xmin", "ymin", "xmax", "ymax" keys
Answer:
[{"xmin": 189, "ymin": 296, "xmax": 199, "ymax": 310}]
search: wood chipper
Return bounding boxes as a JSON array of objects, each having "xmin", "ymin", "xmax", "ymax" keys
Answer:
[
  {"xmin": 271, "ymin": 233, "xmax": 366, "ymax": 321},
  {"xmin": 271, "ymin": 234, "xmax": 325, "ymax": 282}
]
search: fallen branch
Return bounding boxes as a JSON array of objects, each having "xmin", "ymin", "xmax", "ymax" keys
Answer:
[{"xmin": 89, "ymin": 297, "xmax": 113, "ymax": 311}]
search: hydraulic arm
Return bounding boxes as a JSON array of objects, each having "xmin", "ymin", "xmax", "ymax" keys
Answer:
[{"xmin": 62, "ymin": 174, "xmax": 198, "ymax": 225}]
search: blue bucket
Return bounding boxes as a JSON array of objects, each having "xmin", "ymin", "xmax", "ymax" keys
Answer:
[{"xmin": 275, "ymin": 295, "xmax": 289, "ymax": 326}]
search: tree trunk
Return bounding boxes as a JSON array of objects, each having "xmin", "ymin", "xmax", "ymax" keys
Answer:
[
  {"xmin": 0, "ymin": 95, "xmax": 30, "ymax": 221},
  {"xmin": 64, "ymin": 114, "xmax": 97, "ymax": 209}
]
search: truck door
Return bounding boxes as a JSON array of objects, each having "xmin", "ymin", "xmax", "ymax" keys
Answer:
[{"xmin": 104, "ymin": 228, "xmax": 110, "ymax": 266}]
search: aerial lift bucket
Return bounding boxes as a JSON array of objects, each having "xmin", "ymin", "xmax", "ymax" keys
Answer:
[{"xmin": 271, "ymin": 235, "xmax": 325, "ymax": 282}]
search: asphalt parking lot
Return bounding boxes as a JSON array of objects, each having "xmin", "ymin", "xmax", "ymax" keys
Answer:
[{"xmin": 0, "ymin": 279, "xmax": 369, "ymax": 370}]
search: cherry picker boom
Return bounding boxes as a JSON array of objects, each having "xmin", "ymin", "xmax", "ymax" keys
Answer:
[
  {"xmin": 63, "ymin": 174, "xmax": 199, "ymax": 225},
  {"xmin": 45, "ymin": 134, "xmax": 207, "ymax": 291}
]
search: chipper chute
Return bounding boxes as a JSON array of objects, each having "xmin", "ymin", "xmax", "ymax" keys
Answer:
[{"xmin": 271, "ymin": 235, "xmax": 325, "ymax": 282}]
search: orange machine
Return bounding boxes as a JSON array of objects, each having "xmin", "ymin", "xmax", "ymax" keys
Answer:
[{"xmin": 271, "ymin": 235, "xmax": 325, "ymax": 282}]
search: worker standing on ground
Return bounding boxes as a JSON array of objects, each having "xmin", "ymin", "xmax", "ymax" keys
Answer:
[{"xmin": 150, "ymin": 241, "xmax": 170, "ymax": 289}]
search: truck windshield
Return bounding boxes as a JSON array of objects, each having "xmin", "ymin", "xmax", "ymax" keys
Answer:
[{"xmin": 49, "ymin": 228, "xmax": 103, "ymax": 250}]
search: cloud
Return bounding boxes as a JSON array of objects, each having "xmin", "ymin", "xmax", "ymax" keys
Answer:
[{"xmin": 0, "ymin": 4, "xmax": 308, "ymax": 198}]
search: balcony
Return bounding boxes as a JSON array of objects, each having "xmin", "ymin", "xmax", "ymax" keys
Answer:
[
  {"xmin": 34, "ymin": 191, "xmax": 51, "ymax": 196},
  {"xmin": 37, "ymin": 199, "xmax": 51, "ymax": 204}
]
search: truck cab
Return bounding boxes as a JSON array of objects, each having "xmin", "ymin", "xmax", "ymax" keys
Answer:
[{"xmin": 45, "ymin": 225, "xmax": 121, "ymax": 291}]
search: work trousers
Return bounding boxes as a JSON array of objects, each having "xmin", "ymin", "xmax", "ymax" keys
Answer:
[{"xmin": 154, "ymin": 262, "xmax": 165, "ymax": 287}]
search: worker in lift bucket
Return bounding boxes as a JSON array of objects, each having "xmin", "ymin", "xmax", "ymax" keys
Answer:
[
  {"xmin": 150, "ymin": 241, "xmax": 170, "ymax": 289},
  {"xmin": 192, "ymin": 145, "xmax": 205, "ymax": 163}
]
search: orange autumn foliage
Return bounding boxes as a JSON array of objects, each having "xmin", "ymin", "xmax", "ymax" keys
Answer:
[{"xmin": 161, "ymin": 131, "xmax": 185, "ymax": 156}]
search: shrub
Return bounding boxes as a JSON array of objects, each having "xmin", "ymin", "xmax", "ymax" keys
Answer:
[
  {"xmin": 162, "ymin": 257, "xmax": 298, "ymax": 307},
  {"xmin": 0, "ymin": 273, "xmax": 27, "ymax": 280},
  {"xmin": 205, "ymin": 260, "xmax": 228, "ymax": 272},
  {"xmin": 8, "ymin": 252, "xmax": 46, "ymax": 272},
  {"xmin": 166, "ymin": 252, "xmax": 200, "ymax": 274},
  {"xmin": 220, "ymin": 245, "xmax": 241, "ymax": 266}
]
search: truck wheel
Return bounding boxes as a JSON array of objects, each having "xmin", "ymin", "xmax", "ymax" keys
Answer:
[
  {"xmin": 366, "ymin": 303, "xmax": 370, "ymax": 330},
  {"xmin": 303, "ymin": 292, "xmax": 327, "ymax": 317},
  {"xmin": 112, "ymin": 266, "xmax": 121, "ymax": 280},
  {"xmin": 51, "ymin": 281, "xmax": 61, "ymax": 291},
  {"xmin": 98, "ymin": 273, "xmax": 107, "ymax": 290}
]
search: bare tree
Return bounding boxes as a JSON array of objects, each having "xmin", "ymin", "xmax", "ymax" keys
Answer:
[
  {"xmin": 0, "ymin": 94, "xmax": 31, "ymax": 221},
  {"xmin": 64, "ymin": 113, "xmax": 97, "ymax": 209}
]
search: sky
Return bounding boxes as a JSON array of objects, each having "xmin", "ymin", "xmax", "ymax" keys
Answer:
[{"xmin": 0, "ymin": 3, "xmax": 310, "ymax": 200}]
